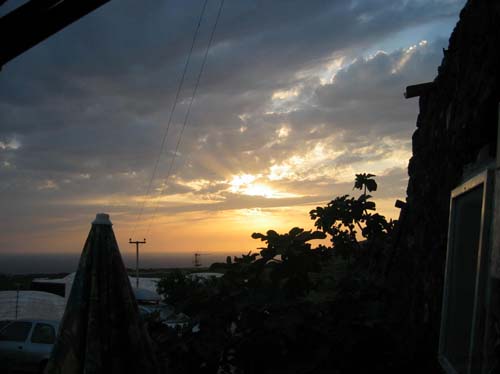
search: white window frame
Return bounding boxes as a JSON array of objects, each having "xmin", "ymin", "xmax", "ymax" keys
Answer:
[{"xmin": 439, "ymin": 168, "xmax": 494, "ymax": 374}]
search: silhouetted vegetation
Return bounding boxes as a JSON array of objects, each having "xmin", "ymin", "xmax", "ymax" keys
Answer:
[{"xmin": 151, "ymin": 174, "xmax": 408, "ymax": 373}]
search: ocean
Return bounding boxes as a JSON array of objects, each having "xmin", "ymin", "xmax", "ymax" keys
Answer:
[{"xmin": 0, "ymin": 252, "xmax": 235, "ymax": 274}]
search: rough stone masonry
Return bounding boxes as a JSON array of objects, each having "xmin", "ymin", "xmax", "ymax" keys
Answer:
[{"xmin": 390, "ymin": 0, "xmax": 500, "ymax": 371}]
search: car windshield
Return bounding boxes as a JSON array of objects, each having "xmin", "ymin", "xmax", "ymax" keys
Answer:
[{"xmin": 0, "ymin": 321, "xmax": 32, "ymax": 342}]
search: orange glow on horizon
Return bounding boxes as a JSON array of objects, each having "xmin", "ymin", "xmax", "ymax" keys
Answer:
[{"xmin": 5, "ymin": 196, "xmax": 401, "ymax": 259}]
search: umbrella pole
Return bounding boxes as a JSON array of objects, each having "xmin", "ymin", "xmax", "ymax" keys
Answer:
[{"xmin": 15, "ymin": 284, "xmax": 20, "ymax": 320}]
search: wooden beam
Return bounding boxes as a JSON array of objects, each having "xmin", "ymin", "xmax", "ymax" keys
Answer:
[
  {"xmin": 395, "ymin": 199, "xmax": 407, "ymax": 209},
  {"xmin": 404, "ymin": 82, "xmax": 434, "ymax": 99},
  {"xmin": 0, "ymin": 0, "xmax": 110, "ymax": 68}
]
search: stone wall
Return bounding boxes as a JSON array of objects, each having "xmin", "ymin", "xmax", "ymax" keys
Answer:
[{"xmin": 390, "ymin": 0, "xmax": 500, "ymax": 371}]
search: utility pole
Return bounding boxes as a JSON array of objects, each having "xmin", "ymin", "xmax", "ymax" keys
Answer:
[
  {"xmin": 129, "ymin": 238, "xmax": 146, "ymax": 288},
  {"xmin": 193, "ymin": 252, "xmax": 213, "ymax": 268},
  {"xmin": 194, "ymin": 253, "xmax": 202, "ymax": 268}
]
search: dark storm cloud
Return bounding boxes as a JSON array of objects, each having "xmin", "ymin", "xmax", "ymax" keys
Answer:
[{"xmin": 0, "ymin": 0, "xmax": 464, "ymax": 241}]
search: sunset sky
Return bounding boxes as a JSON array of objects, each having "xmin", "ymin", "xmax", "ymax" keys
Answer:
[{"xmin": 0, "ymin": 0, "xmax": 465, "ymax": 258}]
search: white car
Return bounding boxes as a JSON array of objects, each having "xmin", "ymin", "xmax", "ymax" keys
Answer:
[{"xmin": 0, "ymin": 319, "xmax": 59, "ymax": 374}]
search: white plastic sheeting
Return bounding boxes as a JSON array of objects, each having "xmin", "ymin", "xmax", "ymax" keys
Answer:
[
  {"xmin": 34, "ymin": 273, "xmax": 161, "ymax": 302},
  {"xmin": 0, "ymin": 291, "xmax": 65, "ymax": 321},
  {"xmin": 32, "ymin": 273, "xmax": 75, "ymax": 301},
  {"xmin": 187, "ymin": 272, "xmax": 223, "ymax": 281},
  {"xmin": 129, "ymin": 277, "xmax": 160, "ymax": 295},
  {"xmin": 133, "ymin": 288, "xmax": 161, "ymax": 302}
]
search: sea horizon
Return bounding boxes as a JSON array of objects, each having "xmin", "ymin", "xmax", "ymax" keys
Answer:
[{"xmin": 0, "ymin": 251, "xmax": 242, "ymax": 275}]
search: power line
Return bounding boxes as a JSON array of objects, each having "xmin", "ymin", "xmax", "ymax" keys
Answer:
[
  {"xmin": 131, "ymin": 0, "xmax": 209, "ymax": 238},
  {"xmin": 144, "ymin": 0, "xmax": 225, "ymax": 236}
]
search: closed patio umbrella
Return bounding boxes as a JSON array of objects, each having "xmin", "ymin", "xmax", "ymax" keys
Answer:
[{"xmin": 46, "ymin": 213, "xmax": 160, "ymax": 374}]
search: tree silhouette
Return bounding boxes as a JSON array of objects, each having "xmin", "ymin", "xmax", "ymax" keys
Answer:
[{"xmin": 154, "ymin": 174, "xmax": 400, "ymax": 374}]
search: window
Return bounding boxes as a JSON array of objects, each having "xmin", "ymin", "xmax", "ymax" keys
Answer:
[
  {"xmin": 31, "ymin": 323, "xmax": 56, "ymax": 344},
  {"xmin": 439, "ymin": 169, "xmax": 493, "ymax": 374},
  {"xmin": 0, "ymin": 321, "xmax": 32, "ymax": 342}
]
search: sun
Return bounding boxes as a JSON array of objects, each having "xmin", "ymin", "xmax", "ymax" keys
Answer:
[{"xmin": 228, "ymin": 174, "xmax": 299, "ymax": 199}]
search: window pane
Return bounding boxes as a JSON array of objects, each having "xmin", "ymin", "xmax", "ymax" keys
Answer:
[
  {"xmin": 443, "ymin": 184, "xmax": 483, "ymax": 373},
  {"xmin": 31, "ymin": 323, "xmax": 56, "ymax": 344},
  {"xmin": 0, "ymin": 321, "xmax": 32, "ymax": 342}
]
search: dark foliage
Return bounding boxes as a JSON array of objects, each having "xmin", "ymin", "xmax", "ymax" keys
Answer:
[{"xmin": 152, "ymin": 175, "xmax": 409, "ymax": 373}]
